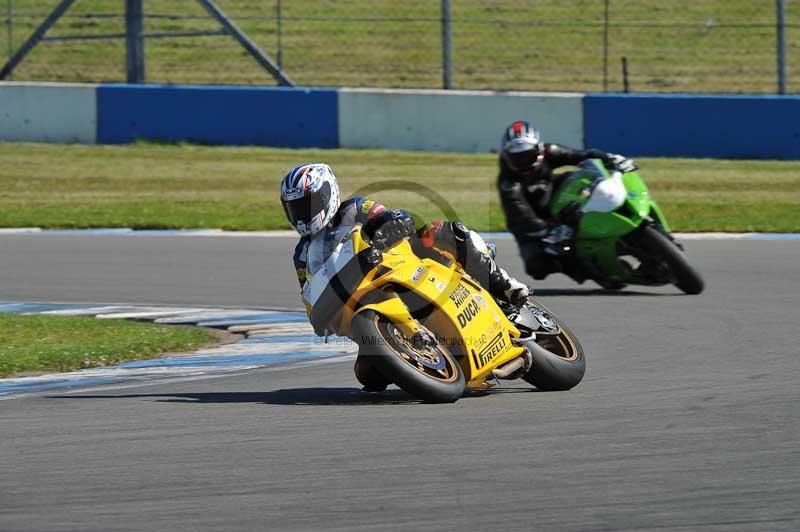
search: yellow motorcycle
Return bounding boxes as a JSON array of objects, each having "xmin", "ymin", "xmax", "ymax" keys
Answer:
[{"xmin": 303, "ymin": 225, "xmax": 585, "ymax": 403}]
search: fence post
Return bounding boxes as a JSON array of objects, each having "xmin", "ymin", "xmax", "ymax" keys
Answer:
[
  {"xmin": 125, "ymin": 0, "xmax": 145, "ymax": 83},
  {"xmin": 441, "ymin": 0, "xmax": 452, "ymax": 89},
  {"xmin": 602, "ymin": 0, "xmax": 609, "ymax": 91},
  {"xmin": 776, "ymin": 0, "xmax": 787, "ymax": 94},
  {"xmin": 621, "ymin": 56, "xmax": 629, "ymax": 93},
  {"xmin": 276, "ymin": 0, "xmax": 282, "ymax": 69},
  {"xmin": 6, "ymin": 0, "xmax": 11, "ymax": 71}
]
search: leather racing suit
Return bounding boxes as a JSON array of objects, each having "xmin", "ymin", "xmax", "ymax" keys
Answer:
[{"xmin": 498, "ymin": 143, "xmax": 616, "ymax": 279}]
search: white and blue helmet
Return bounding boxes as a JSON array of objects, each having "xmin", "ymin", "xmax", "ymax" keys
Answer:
[{"xmin": 280, "ymin": 163, "xmax": 341, "ymax": 236}]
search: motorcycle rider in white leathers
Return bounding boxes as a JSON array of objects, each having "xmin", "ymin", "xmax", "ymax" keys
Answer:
[{"xmin": 280, "ymin": 162, "xmax": 529, "ymax": 391}]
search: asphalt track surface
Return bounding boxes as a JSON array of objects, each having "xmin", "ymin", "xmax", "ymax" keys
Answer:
[{"xmin": 1, "ymin": 233, "xmax": 798, "ymax": 531}]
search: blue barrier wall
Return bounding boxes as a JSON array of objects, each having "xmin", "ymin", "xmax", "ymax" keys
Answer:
[
  {"xmin": 4, "ymin": 82, "xmax": 799, "ymax": 159},
  {"xmin": 96, "ymin": 84, "xmax": 339, "ymax": 148},
  {"xmin": 584, "ymin": 94, "xmax": 800, "ymax": 159}
]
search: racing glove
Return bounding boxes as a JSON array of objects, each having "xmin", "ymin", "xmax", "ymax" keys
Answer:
[
  {"xmin": 365, "ymin": 210, "xmax": 416, "ymax": 250},
  {"xmin": 604, "ymin": 153, "xmax": 638, "ymax": 173}
]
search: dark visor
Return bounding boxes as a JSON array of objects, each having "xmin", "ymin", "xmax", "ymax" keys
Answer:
[
  {"xmin": 282, "ymin": 181, "xmax": 332, "ymax": 226},
  {"xmin": 506, "ymin": 149, "xmax": 539, "ymax": 172}
]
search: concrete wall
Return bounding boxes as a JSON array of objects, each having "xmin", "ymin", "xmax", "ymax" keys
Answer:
[
  {"xmin": 0, "ymin": 82, "xmax": 97, "ymax": 143},
  {"xmin": 338, "ymin": 88, "xmax": 584, "ymax": 152},
  {"xmin": 585, "ymin": 94, "xmax": 800, "ymax": 159},
  {"xmin": 96, "ymin": 84, "xmax": 339, "ymax": 147}
]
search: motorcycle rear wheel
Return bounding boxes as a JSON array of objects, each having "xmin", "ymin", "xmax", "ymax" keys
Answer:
[
  {"xmin": 351, "ymin": 310, "xmax": 465, "ymax": 403},
  {"xmin": 639, "ymin": 225, "xmax": 705, "ymax": 295}
]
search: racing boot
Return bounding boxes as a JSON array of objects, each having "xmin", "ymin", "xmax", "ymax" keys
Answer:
[{"xmin": 489, "ymin": 267, "xmax": 530, "ymax": 308}]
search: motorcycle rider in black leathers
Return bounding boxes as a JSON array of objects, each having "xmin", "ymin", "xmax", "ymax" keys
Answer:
[
  {"xmin": 498, "ymin": 120, "xmax": 636, "ymax": 281},
  {"xmin": 280, "ymin": 162, "xmax": 530, "ymax": 391}
]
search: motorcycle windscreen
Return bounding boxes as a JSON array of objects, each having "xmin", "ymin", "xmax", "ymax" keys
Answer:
[{"xmin": 582, "ymin": 173, "xmax": 627, "ymax": 213}]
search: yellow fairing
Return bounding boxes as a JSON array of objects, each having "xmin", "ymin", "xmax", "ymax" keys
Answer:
[{"xmin": 347, "ymin": 231, "xmax": 525, "ymax": 388}]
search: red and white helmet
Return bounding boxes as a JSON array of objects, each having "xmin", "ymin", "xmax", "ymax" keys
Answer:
[
  {"xmin": 501, "ymin": 120, "xmax": 543, "ymax": 176},
  {"xmin": 280, "ymin": 163, "xmax": 341, "ymax": 236}
]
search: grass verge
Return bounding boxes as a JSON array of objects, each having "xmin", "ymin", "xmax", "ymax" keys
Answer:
[
  {"xmin": 1, "ymin": 142, "xmax": 799, "ymax": 232},
  {"xmin": 6, "ymin": 1, "xmax": 797, "ymax": 93},
  {"xmin": 0, "ymin": 314, "xmax": 219, "ymax": 377}
]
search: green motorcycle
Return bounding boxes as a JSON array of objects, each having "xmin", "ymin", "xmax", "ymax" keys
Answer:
[{"xmin": 548, "ymin": 159, "xmax": 704, "ymax": 294}]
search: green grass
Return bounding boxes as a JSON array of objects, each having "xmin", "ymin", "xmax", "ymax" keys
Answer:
[
  {"xmin": 1, "ymin": 142, "xmax": 799, "ymax": 232},
  {"xmin": 2, "ymin": 0, "xmax": 797, "ymax": 93},
  {"xmin": 0, "ymin": 313, "xmax": 219, "ymax": 377}
]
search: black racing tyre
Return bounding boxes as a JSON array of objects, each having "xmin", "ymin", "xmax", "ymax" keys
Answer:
[
  {"xmin": 522, "ymin": 321, "xmax": 586, "ymax": 391},
  {"xmin": 593, "ymin": 278, "xmax": 626, "ymax": 291},
  {"xmin": 640, "ymin": 225, "xmax": 705, "ymax": 295},
  {"xmin": 353, "ymin": 354, "xmax": 392, "ymax": 391},
  {"xmin": 351, "ymin": 310, "xmax": 465, "ymax": 403}
]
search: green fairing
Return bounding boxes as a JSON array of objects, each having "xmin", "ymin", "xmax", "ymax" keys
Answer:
[
  {"xmin": 576, "ymin": 171, "xmax": 649, "ymax": 238},
  {"xmin": 548, "ymin": 160, "xmax": 672, "ymax": 283},
  {"xmin": 549, "ymin": 173, "xmax": 596, "ymax": 215}
]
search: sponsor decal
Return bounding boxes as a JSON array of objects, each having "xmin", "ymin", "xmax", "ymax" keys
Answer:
[
  {"xmin": 457, "ymin": 297, "xmax": 482, "ymax": 328},
  {"xmin": 427, "ymin": 276, "xmax": 446, "ymax": 292},
  {"xmin": 473, "ymin": 332, "xmax": 488, "ymax": 349},
  {"xmin": 474, "ymin": 331, "xmax": 506, "ymax": 369},
  {"xmin": 360, "ymin": 200, "xmax": 375, "ymax": 214},
  {"xmin": 411, "ymin": 266, "xmax": 425, "ymax": 282},
  {"xmin": 449, "ymin": 284, "xmax": 470, "ymax": 307}
]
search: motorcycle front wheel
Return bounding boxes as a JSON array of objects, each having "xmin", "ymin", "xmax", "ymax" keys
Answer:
[
  {"xmin": 522, "ymin": 319, "xmax": 586, "ymax": 391},
  {"xmin": 351, "ymin": 310, "xmax": 465, "ymax": 403},
  {"xmin": 639, "ymin": 225, "xmax": 705, "ymax": 295}
]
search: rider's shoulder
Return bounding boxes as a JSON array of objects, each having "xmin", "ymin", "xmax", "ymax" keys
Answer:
[
  {"xmin": 293, "ymin": 237, "xmax": 309, "ymax": 258},
  {"xmin": 340, "ymin": 197, "xmax": 360, "ymax": 209},
  {"xmin": 342, "ymin": 196, "xmax": 377, "ymax": 210},
  {"xmin": 344, "ymin": 197, "xmax": 387, "ymax": 218},
  {"xmin": 543, "ymin": 143, "xmax": 574, "ymax": 157}
]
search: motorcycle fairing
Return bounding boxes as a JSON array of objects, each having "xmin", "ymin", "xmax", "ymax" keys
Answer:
[{"xmin": 549, "ymin": 159, "xmax": 672, "ymax": 283}]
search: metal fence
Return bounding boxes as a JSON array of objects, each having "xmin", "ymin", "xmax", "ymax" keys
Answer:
[{"xmin": 2, "ymin": 0, "xmax": 797, "ymax": 93}]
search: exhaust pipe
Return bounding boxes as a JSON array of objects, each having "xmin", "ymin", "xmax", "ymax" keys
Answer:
[{"xmin": 492, "ymin": 349, "xmax": 533, "ymax": 380}]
